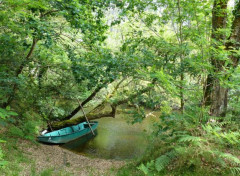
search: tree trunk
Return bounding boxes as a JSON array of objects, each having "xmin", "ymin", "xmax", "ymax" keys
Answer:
[
  {"xmin": 203, "ymin": 0, "xmax": 229, "ymax": 115},
  {"xmin": 206, "ymin": 0, "xmax": 240, "ymax": 116},
  {"xmin": 50, "ymin": 80, "xmax": 156, "ymax": 130},
  {"xmin": 226, "ymin": 1, "xmax": 240, "ymax": 67},
  {"xmin": 180, "ymin": 72, "xmax": 184, "ymax": 113},
  {"xmin": 50, "ymin": 108, "xmax": 116, "ymax": 130},
  {"xmin": 61, "ymin": 79, "xmax": 114, "ymax": 121},
  {"xmin": 209, "ymin": 79, "xmax": 228, "ymax": 116},
  {"xmin": 221, "ymin": 88, "xmax": 228, "ymax": 117},
  {"xmin": 203, "ymin": 74, "xmax": 213, "ymax": 106}
]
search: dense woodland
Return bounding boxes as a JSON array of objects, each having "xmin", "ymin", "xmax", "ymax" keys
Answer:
[{"xmin": 0, "ymin": 0, "xmax": 240, "ymax": 175}]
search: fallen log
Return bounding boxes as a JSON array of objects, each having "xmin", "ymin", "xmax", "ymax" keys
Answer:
[
  {"xmin": 50, "ymin": 106, "xmax": 116, "ymax": 130},
  {"xmin": 62, "ymin": 79, "xmax": 114, "ymax": 121},
  {"xmin": 49, "ymin": 79, "xmax": 156, "ymax": 130}
]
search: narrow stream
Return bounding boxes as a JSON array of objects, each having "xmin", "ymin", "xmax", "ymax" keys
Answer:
[{"xmin": 62, "ymin": 111, "xmax": 159, "ymax": 160}]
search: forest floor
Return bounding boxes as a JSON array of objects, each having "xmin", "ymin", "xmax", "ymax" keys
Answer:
[{"xmin": 18, "ymin": 140, "xmax": 125, "ymax": 176}]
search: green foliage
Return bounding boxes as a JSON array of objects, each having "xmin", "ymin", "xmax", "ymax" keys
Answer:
[
  {"xmin": 0, "ymin": 0, "xmax": 240, "ymax": 175},
  {"xmin": 138, "ymin": 160, "xmax": 155, "ymax": 175},
  {"xmin": 155, "ymin": 150, "xmax": 176, "ymax": 172},
  {"xmin": 8, "ymin": 126, "xmax": 25, "ymax": 139},
  {"xmin": 117, "ymin": 163, "xmax": 144, "ymax": 176},
  {"xmin": 7, "ymin": 114, "xmax": 42, "ymax": 141},
  {"xmin": 39, "ymin": 168, "xmax": 54, "ymax": 176},
  {"xmin": 0, "ymin": 0, "xmax": 116, "ymax": 120},
  {"xmin": 0, "ymin": 107, "xmax": 17, "ymax": 168},
  {"xmin": 126, "ymin": 107, "xmax": 146, "ymax": 124},
  {"xmin": 0, "ymin": 140, "xmax": 7, "ymax": 168},
  {"xmin": 136, "ymin": 110, "xmax": 240, "ymax": 176},
  {"xmin": 0, "ymin": 107, "xmax": 17, "ymax": 120}
]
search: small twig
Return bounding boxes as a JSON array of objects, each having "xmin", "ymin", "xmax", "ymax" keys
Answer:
[{"xmin": 40, "ymin": 10, "xmax": 59, "ymax": 18}]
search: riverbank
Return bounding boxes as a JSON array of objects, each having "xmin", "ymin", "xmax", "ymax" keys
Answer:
[{"xmin": 2, "ymin": 139, "xmax": 125, "ymax": 176}]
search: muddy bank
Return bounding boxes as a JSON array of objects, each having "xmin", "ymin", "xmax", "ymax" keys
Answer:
[{"xmin": 19, "ymin": 140, "xmax": 125, "ymax": 176}]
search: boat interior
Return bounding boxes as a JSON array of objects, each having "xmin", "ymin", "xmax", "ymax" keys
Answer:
[{"xmin": 43, "ymin": 122, "xmax": 95, "ymax": 137}]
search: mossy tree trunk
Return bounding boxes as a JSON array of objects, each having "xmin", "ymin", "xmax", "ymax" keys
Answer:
[
  {"xmin": 204, "ymin": 0, "xmax": 240, "ymax": 117},
  {"xmin": 49, "ymin": 79, "xmax": 156, "ymax": 130}
]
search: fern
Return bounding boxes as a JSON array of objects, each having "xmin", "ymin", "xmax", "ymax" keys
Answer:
[
  {"xmin": 203, "ymin": 124, "xmax": 240, "ymax": 147},
  {"xmin": 155, "ymin": 155, "xmax": 170, "ymax": 172},
  {"xmin": 230, "ymin": 167, "xmax": 240, "ymax": 176},
  {"xmin": 218, "ymin": 152, "xmax": 240, "ymax": 165},
  {"xmin": 138, "ymin": 160, "xmax": 155, "ymax": 175},
  {"xmin": 155, "ymin": 150, "xmax": 176, "ymax": 172},
  {"xmin": 178, "ymin": 135, "xmax": 203, "ymax": 143},
  {"xmin": 209, "ymin": 149, "xmax": 240, "ymax": 175},
  {"xmin": 137, "ymin": 109, "xmax": 240, "ymax": 176},
  {"xmin": 138, "ymin": 163, "xmax": 149, "ymax": 175},
  {"xmin": 220, "ymin": 131, "xmax": 240, "ymax": 145}
]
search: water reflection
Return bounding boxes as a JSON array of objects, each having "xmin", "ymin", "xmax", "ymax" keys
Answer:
[
  {"xmin": 62, "ymin": 114, "xmax": 158, "ymax": 160},
  {"xmin": 62, "ymin": 131, "xmax": 97, "ymax": 151}
]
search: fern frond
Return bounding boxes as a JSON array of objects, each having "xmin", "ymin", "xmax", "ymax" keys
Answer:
[
  {"xmin": 212, "ymin": 151, "xmax": 240, "ymax": 165},
  {"xmin": 138, "ymin": 163, "xmax": 149, "ymax": 175},
  {"xmin": 155, "ymin": 150, "xmax": 176, "ymax": 172},
  {"xmin": 178, "ymin": 135, "xmax": 203, "ymax": 143},
  {"xmin": 230, "ymin": 167, "xmax": 240, "ymax": 176},
  {"xmin": 220, "ymin": 153, "xmax": 240, "ymax": 165},
  {"xmin": 138, "ymin": 160, "xmax": 155, "ymax": 175}
]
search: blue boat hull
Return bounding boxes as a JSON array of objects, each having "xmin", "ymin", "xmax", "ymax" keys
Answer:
[{"xmin": 37, "ymin": 121, "xmax": 98, "ymax": 144}]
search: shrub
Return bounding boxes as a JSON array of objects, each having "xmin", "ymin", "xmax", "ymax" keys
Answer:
[
  {"xmin": 137, "ymin": 111, "xmax": 240, "ymax": 176},
  {"xmin": 0, "ymin": 107, "xmax": 17, "ymax": 168}
]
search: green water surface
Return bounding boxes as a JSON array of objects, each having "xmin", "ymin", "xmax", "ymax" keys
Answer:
[{"xmin": 62, "ymin": 111, "xmax": 159, "ymax": 160}]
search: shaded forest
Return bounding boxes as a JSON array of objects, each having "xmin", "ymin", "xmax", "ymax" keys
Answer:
[{"xmin": 0, "ymin": 0, "xmax": 239, "ymax": 175}]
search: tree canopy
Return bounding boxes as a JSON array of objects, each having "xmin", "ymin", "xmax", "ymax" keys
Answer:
[{"xmin": 0, "ymin": 0, "xmax": 239, "ymax": 175}]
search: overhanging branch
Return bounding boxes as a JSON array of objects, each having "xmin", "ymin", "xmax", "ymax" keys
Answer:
[{"xmin": 50, "ymin": 79, "xmax": 156, "ymax": 130}]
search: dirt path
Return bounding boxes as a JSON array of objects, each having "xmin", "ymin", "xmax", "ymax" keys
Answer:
[{"xmin": 19, "ymin": 140, "xmax": 125, "ymax": 176}]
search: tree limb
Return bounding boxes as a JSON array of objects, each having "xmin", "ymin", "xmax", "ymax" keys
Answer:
[
  {"xmin": 50, "ymin": 79, "xmax": 156, "ymax": 130},
  {"xmin": 89, "ymin": 78, "xmax": 126, "ymax": 114},
  {"xmin": 61, "ymin": 79, "xmax": 115, "ymax": 120}
]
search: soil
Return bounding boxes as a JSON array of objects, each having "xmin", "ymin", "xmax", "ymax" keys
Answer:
[{"xmin": 19, "ymin": 140, "xmax": 125, "ymax": 176}]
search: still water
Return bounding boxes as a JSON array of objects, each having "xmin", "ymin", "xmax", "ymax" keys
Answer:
[{"xmin": 62, "ymin": 111, "xmax": 159, "ymax": 160}]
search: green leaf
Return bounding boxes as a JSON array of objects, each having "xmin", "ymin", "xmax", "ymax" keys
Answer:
[{"xmin": 138, "ymin": 163, "xmax": 149, "ymax": 175}]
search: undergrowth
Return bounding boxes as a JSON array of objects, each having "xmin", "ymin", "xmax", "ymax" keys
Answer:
[
  {"xmin": 0, "ymin": 107, "xmax": 72, "ymax": 175},
  {"xmin": 117, "ymin": 108, "xmax": 240, "ymax": 176}
]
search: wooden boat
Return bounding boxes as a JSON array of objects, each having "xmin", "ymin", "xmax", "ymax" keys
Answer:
[{"xmin": 37, "ymin": 121, "xmax": 98, "ymax": 144}]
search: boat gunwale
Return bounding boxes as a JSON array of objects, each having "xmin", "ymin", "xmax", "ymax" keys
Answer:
[
  {"xmin": 38, "ymin": 129, "xmax": 97, "ymax": 144},
  {"xmin": 38, "ymin": 121, "xmax": 98, "ymax": 138}
]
